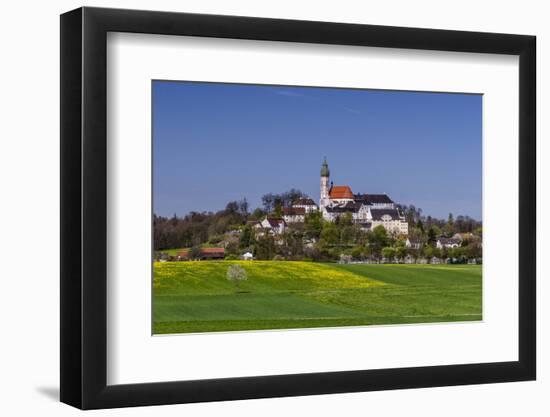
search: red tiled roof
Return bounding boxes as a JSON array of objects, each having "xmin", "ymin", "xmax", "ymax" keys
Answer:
[
  {"xmin": 329, "ymin": 185, "xmax": 354, "ymax": 199},
  {"xmin": 201, "ymin": 248, "xmax": 225, "ymax": 254},
  {"xmin": 266, "ymin": 218, "xmax": 285, "ymax": 228}
]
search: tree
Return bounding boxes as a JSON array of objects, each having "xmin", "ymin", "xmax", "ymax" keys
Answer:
[
  {"xmin": 464, "ymin": 242, "xmax": 482, "ymax": 259},
  {"xmin": 422, "ymin": 245, "xmax": 433, "ymax": 259},
  {"xmin": 280, "ymin": 188, "xmax": 307, "ymax": 207},
  {"xmin": 447, "ymin": 212, "xmax": 454, "ymax": 226},
  {"xmin": 225, "ymin": 201, "xmax": 239, "ymax": 214},
  {"xmin": 427, "ymin": 227, "xmax": 437, "ymax": 245},
  {"xmin": 279, "ymin": 230, "xmax": 304, "ymax": 260},
  {"xmin": 416, "ymin": 219, "xmax": 425, "ymax": 234},
  {"xmin": 238, "ymin": 198, "xmax": 249, "ymax": 215},
  {"xmin": 320, "ymin": 222, "xmax": 339, "ymax": 245},
  {"xmin": 226, "ymin": 264, "xmax": 247, "ymax": 291},
  {"xmin": 255, "ymin": 235, "xmax": 276, "ymax": 260},
  {"xmin": 273, "ymin": 198, "xmax": 283, "ymax": 218},
  {"xmin": 239, "ymin": 224, "xmax": 253, "ymax": 249},
  {"xmin": 189, "ymin": 245, "xmax": 202, "ymax": 260},
  {"xmin": 395, "ymin": 246, "xmax": 407, "ymax": 260},
  {"xmin": 225, "ymin": 241, "xmax": 239, "ymax": 256},
  {"xmin": 304, "ymin": 210, "xmax": 323, "ymax": 240},
  {"xmin": 261, "ymin": 189, "xmax": 308, "ymax": 212},
  {"xmin": 351, "ymin": 245, "xmax": 364, "ymax": 260},
  {"xmin": 367, "ymin": 225, "xmax": 389, "ymax": 257},
  {"xmin": 261, "ymin": 193, "xmax": 277, "ymax": 212},
  {"xmin": 381, "ymin": 246, "xmax": 396, "ymax": 260},
  {"xmin": 249, "ymin": 207, "xmax": 266, "ymax": 221},
  {"xmin": 442, "ymin": 224, "xmax": 454, "ymax": 237}
]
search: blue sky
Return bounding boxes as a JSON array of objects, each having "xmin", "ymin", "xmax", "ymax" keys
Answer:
[{"xmin": 153, "ymin": 81, "xmax": 482, "ymax": 220}]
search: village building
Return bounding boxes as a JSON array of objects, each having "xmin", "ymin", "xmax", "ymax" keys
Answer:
[
  {"xmin": 255, "ymin": 217, "xmax": 287, "ymax": 235},
  {"xmin": 453, "ymin": 232, "xmax": 480, "ymax": 242},
  {"xmin": 318, "ymin": 158, "xmax": 408, "ymax": 235},
  {"xmin": 405, "ymin": 238, "xmax": 423, "ymax": 250},
  {"xmin": 291, "ymin": 198, "xmax": 318, "ymax": 213},
  {"xmin": 436, "ymin": 237, "xmax": 462, "ymax": 249},
  {"xmin": 241, "ymin": 251, "xmax": 254, "ymax": 260},
  {"xmin": 369, "ymin": 208, "xmax": 409, "ymax": 235},
  {"xmin": 282, "ymin": 206, "xmax": 306, "ymax": 223}
]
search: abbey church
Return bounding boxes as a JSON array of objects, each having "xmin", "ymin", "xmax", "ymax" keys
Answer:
[
  {"xmin": 280, "ymin": 159, "xmax": 408, "ymax": 235},
  {"xmin": 317, "ymin": 158, "xmax": 408, "ymax": 235}
]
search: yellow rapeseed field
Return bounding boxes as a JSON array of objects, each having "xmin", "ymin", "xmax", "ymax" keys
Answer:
[{"xmin": 153, "ymin": 260, "xmax": 385, "ymax": 293}]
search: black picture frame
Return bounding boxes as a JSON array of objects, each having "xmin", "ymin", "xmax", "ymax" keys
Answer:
[{"xmin": 60, "ymin": 6, "xmax": 536, "ymax": 410}]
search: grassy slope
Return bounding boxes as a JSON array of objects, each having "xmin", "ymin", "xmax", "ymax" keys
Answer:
[{"xmin": 153, "ymin": 261, "xmax": 482, "ymax": 334}]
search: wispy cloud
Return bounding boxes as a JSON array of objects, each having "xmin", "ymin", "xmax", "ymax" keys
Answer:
[
  {"xmin": 274, "ymin": 88, "xmax": 362, "ymax": 116},
  {"xmin": 274, "ymin": 90, "xmax": 306, "ymax": 98},
  {"xmin": 343, "ymin": 107, "xmax": 361, "ymax": 115}
]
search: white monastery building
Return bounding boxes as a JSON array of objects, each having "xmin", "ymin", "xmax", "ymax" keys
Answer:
[
  {"xmin": 318, "ymin": 158, "xmax": 408, "ymax": 235},
  {"xmin": 263, "ymin": 158, "xmax": 409, "ymax": 236}
]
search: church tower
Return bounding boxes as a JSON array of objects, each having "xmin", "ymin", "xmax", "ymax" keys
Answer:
[{"xmin": 320, "ymin": 157, "xmax": 330, "ymax": 210}]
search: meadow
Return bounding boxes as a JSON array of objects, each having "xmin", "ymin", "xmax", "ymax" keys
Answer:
[{"xmin": 153, "ymin": 261, "xmax": 482, "ymax": 334}]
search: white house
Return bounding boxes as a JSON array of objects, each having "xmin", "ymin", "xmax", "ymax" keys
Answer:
[
  {"xmin": 255, "ymin": 217, "xmax": 287, "ymax": 235},
  {"xmin": 405, "ymin": 238, "xmax": 423, "ymax": 250},
  {"xmin": 282, "ymin": 207, "xmax": 306, "ymax": 223},
  {"xmin": 241, "ymin": 252, "xmax": 254, "ymax": 260},
  {"xmin": 436, "ymin": 237, "xmax": 461, "ymax": 249},
  {"xmin": 292, "ymin": 198, "xmax": 318, "ymax": 213}
]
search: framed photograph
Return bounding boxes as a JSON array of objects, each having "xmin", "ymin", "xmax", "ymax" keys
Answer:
[{"xmin": 60, "ymin": 6, "xmax": 536, "ymax": 409}]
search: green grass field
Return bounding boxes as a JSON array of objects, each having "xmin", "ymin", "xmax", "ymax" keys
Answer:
[{"xmin": 153, "ymin": 261, "xmax": 482, "ymax": 334}]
